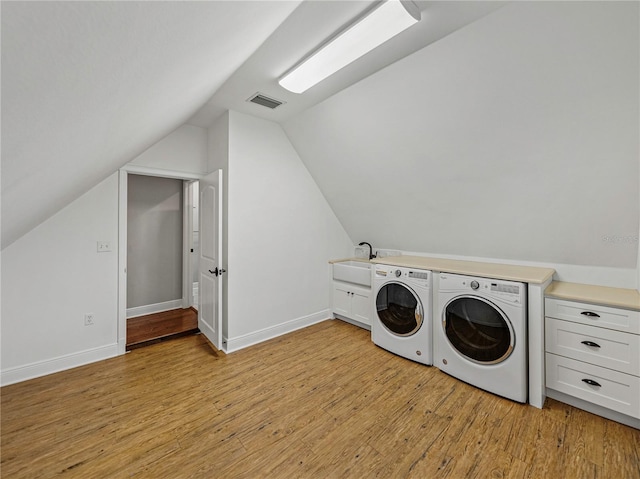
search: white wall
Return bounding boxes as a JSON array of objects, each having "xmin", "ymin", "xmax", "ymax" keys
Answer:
[
  {"xmin": 125, "ymin": 123, "xmax": 210, "ymax": 306},
  {"xmin": 283, "ymin": 1, "xmax": 639, "ymax": 286},
  {"xmin": 0, "ymin": 123, "xmax": 210, "ymax": 384},
  {"xmin": 0, "ymin": 107, "xmax": 354, "ymax": 382},
  {"xmin": 1, "ymin": 173, "xmax": 119, "ymax": 385},
  {"xmin": 127, "ymin": 175, "xmax": 183, "ymax": 308},
  {"xmin": 223, "ymin": 111, "xmax": 353, "ymax": 348},
  {"xmin": 129, "ymin": 124, "xmax": 208, "ymax": 175}
]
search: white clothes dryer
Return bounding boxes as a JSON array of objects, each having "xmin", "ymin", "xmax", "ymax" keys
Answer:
[
  {"xmin": 436, "ymin": 273, "xmax": 527, "ymax": 402},
  {"xmin": 372, "ymin": 264, "xmax": 432, "ymax": 365}
]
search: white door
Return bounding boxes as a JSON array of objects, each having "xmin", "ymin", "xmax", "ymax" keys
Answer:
[{"xmin": 198, "ymin": 170, "xmax": 224, "ymax": 350}]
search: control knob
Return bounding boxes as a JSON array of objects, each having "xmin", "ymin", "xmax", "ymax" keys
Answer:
[
  {"xmin": 470, "ymin": 280, "xmax": 480, "ymax": 290},
  {"xmin": 395, "ymin": 270, "xmax": 402, "ymax": 277}
]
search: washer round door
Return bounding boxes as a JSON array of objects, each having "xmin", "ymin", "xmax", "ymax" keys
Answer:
[
  {"xmin": 376, "ymin": 282, "xmax": 423, "ymax": 336},
  {"xmin": 443, "ymin": 296, "xmax": 514, "ymax": 364}
]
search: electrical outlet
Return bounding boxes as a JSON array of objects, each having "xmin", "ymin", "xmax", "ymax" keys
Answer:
[
  {"xmin": 84, "ymin": 313, "xmax": 95, "ymax": 326},
  {"xmin": 97, "ymin": 241, "xmax": 112, "ymax": 252}
]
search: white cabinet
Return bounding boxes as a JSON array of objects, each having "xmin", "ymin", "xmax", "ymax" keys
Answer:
[
  {"xmin": 545, "ymin": 297, "xmax": 640, "ymax": 427},
  {"xmin": 332, "ymin": 281, "xmax": 371, "ymax": 328}
]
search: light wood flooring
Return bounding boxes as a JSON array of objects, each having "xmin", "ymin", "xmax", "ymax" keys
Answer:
[
  {"xmin": 126, "ymin": 308, "xmax": 199, "ymax": 350},
  {"xmin": 2, "ymin": 320, "xmax": 639, "ymax": 478}
]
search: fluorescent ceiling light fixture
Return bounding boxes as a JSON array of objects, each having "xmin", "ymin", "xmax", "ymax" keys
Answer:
[{"xmin": 279, "ymin": 0, "xmax": 421, "ymax": 94}]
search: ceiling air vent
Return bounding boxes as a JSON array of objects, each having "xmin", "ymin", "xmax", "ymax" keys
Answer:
[{"xmin": 247, "ymin": 93, "xmax": 285, "ymax": 110}]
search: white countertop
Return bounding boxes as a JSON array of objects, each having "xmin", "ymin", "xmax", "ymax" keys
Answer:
[
  {"xmin": 368, "ymin": 255, "xmax": 555, "ymax": 284},
  {"xmin": 545, "ymin": 281, "xmax": 640, "ymax": 311}
]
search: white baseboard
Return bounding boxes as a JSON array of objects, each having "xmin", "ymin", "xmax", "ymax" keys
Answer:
[
  {"xmin": 546, "ymin": 388, "xmax": 639, "ymax": 430},
  {"xmin": 126, "ymin": 299, "xmax": 183, "ymax": 319},
  {"xmin": 224, "ymin": 309, "xmax": 331, "ymax": 353},
  {"xmin": 1, "ymin": 343, "xmax": 120, "ymax": 386},
  {"xmin": 334, "ymin": 314, "xmax": 371, "ymax": 331}
]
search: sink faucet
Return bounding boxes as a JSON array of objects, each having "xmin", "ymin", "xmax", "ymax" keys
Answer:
[{"xmin": 358, "ymin": 242, "xmax": 376, "ymax": 260}]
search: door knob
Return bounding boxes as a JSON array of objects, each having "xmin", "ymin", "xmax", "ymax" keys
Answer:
[{"xmin": 208, "ymin": 267, "xmax": 227, "ymax": 277}]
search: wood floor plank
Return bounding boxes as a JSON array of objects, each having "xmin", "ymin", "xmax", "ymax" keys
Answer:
[
  {"xmin": 368, "ymin": 412, "xmax": 451, "ymax": 478},
  {"xmin": 564, "ymin": 407, "xmax": 606, "ymax": 468},
  {"xmin": 602, "ymin": 419, "xmax": 640, "ymax": 479},
  {"xmin": 126, "ymin": 307, "xmax": 198, "ymax": 347},
  {"xmin": 2, "ymin": 319, "xmax": 638, "ymax": 478},
  {"xmin": 523, "ymin": 414, "xmax": 569, "ymax": 479}
]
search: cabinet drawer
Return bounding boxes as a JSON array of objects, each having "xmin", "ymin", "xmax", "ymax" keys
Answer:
[
  {"xmin": 545, "ymin": 298, "xmax": 640, "ymax": 334},
  {"xmin": 545, "ymin": 318, "xmax": 640, "ymax": 376},
  {"xmin": 546, "ymin": 353, "xmax": 640, "ymax": 419}
]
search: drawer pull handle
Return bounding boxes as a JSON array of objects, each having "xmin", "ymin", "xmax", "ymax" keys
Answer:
[
  {"xmin": 581, "ymin": 340, "xmax": 601, "ymax": 348},
  {"xmin": 581, "ymin": 378, "xmax": 602, "ymax": 387},
  {"xmin": 580, "ymin": 311, "xmax": 600, "ymax": 318}
]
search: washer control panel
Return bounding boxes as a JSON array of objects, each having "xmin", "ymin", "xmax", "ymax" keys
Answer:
[
  {"xmin": 440, "ymin": 273, "xmax": 525, "ymax": 305},
  {"xmin": 375, "ymin": 265, "xmax": 431, "ymax": 287}
]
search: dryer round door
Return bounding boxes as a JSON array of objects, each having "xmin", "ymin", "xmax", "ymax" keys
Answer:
[
  {"xmin": 376, "ymin": 282, "xmax": 423, "ymax": 336},
  {"xmin": 443, "ymin": 296, "xmax": 514, "ymax": 364}
]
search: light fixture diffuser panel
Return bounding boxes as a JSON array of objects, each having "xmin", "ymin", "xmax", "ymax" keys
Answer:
[{"xmin": 279, "ymin": 0, "xmax": 421, "ymax": 94}]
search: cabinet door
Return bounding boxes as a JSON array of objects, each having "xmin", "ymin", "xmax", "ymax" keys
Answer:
[
  {"xmin": 351, "ymin": 290, "xmax": 371, "ymax": 325},
  {"xmin": 332, "ymin": 283, "xmax": 351, "ymax": 317}
]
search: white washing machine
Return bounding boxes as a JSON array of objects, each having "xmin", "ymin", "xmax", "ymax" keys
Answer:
[
  {"xmin": 372, "ymin": 264, "xmax": 432, "ymax": 365},
  {"xmin": 436, "ymin": 273, "xmax": 527, "ymax": 402}
]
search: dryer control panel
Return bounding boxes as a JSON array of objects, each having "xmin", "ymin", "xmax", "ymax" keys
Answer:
[
  {"xmin": 409, "ymin": 271, "xmax": 429, "ymax": 280},
  {"xmin": 490, "ymin": 283, "xmax": 520, "ymax": 295},
  {"xmin": 439, "ymin": 273, "xmax": 525, "ymax": 305}
]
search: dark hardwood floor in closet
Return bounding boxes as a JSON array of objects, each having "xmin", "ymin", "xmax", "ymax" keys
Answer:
[{"xmin": 126, "ymin": 307, "xmax": 199, "ymax": 350}]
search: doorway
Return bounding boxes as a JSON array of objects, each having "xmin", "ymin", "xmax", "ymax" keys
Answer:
[
  {"xmin": 117, "ymin": 167, "xmax": 224, "ymax": 355},
  {"xmin": 124, "ymin": 173, "xmax": 200, "ymax": 349}
]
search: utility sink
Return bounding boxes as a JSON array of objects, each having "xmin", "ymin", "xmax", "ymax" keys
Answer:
[{"xmin": 333, "ymin": 260, "xmax": 371, "ymax": 287}]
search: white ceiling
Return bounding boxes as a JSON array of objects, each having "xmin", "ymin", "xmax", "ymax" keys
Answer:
[
  {"xmin": 187, "ymin": 1, "xmax": 506, "ymax": 126},
  {"xmin": 0, "ymin": 1, "xmax": 507, "ymax": 250},
  {"xmin": 1, "ymin": 1, "xmax": 300, "ymax": 249}
]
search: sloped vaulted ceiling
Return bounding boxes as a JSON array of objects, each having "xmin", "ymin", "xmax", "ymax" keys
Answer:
[
  {"xmin": 1, "ymin": 0, "xmax": 299, "ymax": 249},
  {"xmin": 283, "ymin": 1, "xmax": 639, "ymax": 269}
]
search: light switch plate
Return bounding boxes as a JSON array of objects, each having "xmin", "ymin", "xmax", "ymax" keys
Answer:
[{"xmin": 97, "ymin": 241, "xmax": 112, "ymax": 252}]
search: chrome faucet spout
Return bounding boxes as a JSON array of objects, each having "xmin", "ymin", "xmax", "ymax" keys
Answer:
[{"xmin": 358, "ymin": 242, "xmax": 376, "ymax": 260}]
